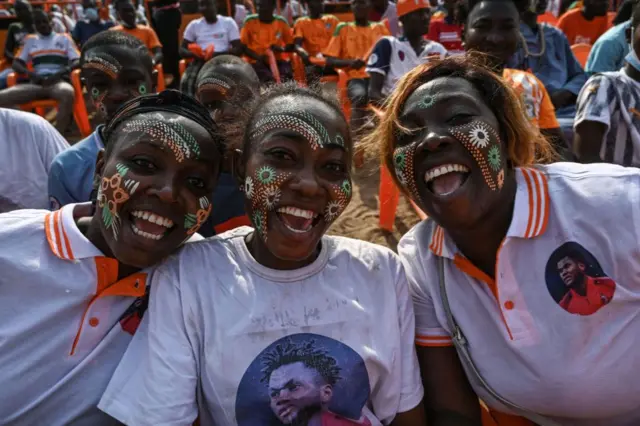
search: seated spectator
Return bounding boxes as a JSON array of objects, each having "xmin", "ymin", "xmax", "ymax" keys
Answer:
[
  {"xmin": 574, "ymin": 3, "xmax": 640, "ymax": 166},
  {"xmin": 293, "ymin": 0, "xmax": 340, "ymax": 82},
  {"xmin": 48, "ymin": 31, "xmax": 155, "ymax": 209},
  {"xmin": 50, "ymin": 4, "xmax": 76, "ymax": 33},
  {"xmin": 217, "ymin": 0, "xmax": 248, "ymax": 28},
  {"xmin": 585, "ymin": 3, "xmax": 637, "ymax": 74},
  {"xmin": 72, "ymin": 0, "xmax": 115, "ymax": 47},
  {"xmin": 0, "ymin": 9, "xmax": 79, "ymax": 134},
  {"xmin": 179, "ymin": 0, "xmax": 241, "ymax": 96},
  {"xmin": 509, "ymin": 0, "xmax": 587, "ymax": 139},
  {"xmin": 240, "ymin": 0, "xmax": 294, "ymax": 83},
  {"xmin": 427, "ymin": 0, "xmax": 464, "ymax": 55},
  {"xmin": 370, "ymin": 0, "xmax": 399, "ymax": 35},
  {"xmin": 464, "ymin": 0, "xmax": 571, "ymax": 157},
  {"xmin": 368, "ymin": 0, "xmax": 446, "ymax": 104},
  {"xmin": 558, "ymin": 0, "xmax": 610, "ymax": 45},
  {"xmin": 0, "ymin": 108, "xmax": 69, "ymax": 212},
  {"xmin": 194, "ymin": 55, "xmax": 260, "ymax": 236},
  {"xmin": 281, "ymin": 0, "xmax": 308, "ymax": 25},
  {"xmin": 110, "ymin": 0, "xmax": 163, "ymax": 65},
  {"xmin": 324, "ymin": 0, "xmax": 389, "ymax": 129},
  {"xmin": 1, "ymin": 0, "xmax": 34, "ymax": 89},
  {"xmin": 108, "ymin": 0, "xmax": 148, "ymax": 24}
]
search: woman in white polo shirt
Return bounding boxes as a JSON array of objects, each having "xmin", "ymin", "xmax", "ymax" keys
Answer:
[
  {"xmin": 370, "ymin": 54, "xmax": 640, "ymax": 425},
  {"xmin": 99, "ymin": 83, "xmax": 425, "ymax": 426},
  {"xmin": 0, "ymin": 91, "xmax": 225, "ymax": 425}
]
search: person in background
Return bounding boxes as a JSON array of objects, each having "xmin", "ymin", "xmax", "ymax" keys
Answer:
[
  {"xmin": 324, "ymin": 0, "xmax": 389, "ymax": 130},
  {"xmin": 193, "ymin": 55, "xmax": 261, "ymax": 235},
  {"xmin": 427, "ymin": 0, "xmax": 465, "ymax": 56},
  {"xmin": 179, "ymin": 0, "xmax": 241, "ymax": 96},
  {"xmin": 0, "ymin": 108, "xmax": 69, "ymax": 212},
  {"xmin": 557, "ymin": 0, "xmax": 610, "ymax": 45},
  {"xmin": 0, "ymin": 0, "xmax": 34, "ymax": 89},
  {"xmin": 217, "ymin": 0, "xmax": 248, "ymax": 28},
  {"xmin": 573, "ymin": 3, "xmax": 640, "ymax": 166},
  {"xmin": 508, "ymin": 0, "xmax": 587, "ymax": 141},
  {"xmin": 464, "ymin": 0, "xmax": 571, "ymax": 157},
  {"xmin": 370, "ymin": 0, "xmax": 399, "ymax": 36},
  {"xmin": 240, "ymin": 0, "xmax": 294, "ymax": 83},
  {"xmin": 111, "ymin": 0, "xmax": 163, "ymax": 66},
  {"xmin": 73, "ymin": 0, "xmax": 115, "ymax": 47},
  {"xmin": 368, "ymin": 0, "xmax": 447, "ymax": 105},
  {"xmin": 50, "ymin": 4, "xmax": 76, "ymax": 33},
  {"xmin": 293, "ymin": 0, "xmax": 340, "ymax": 82},
  {"xmin": 150, "ymin": 0, "xmax": 181, "ymax": 88},
  {"xmin": 48, "ymin": 31, "xmax": 156, "ymax": 209},
  {"xmin": 280, "ymin": 0, "xmax": 307, "ymax": 25},
  {"xmin": 612, "ymin": 0, "xmax": 636, "ymax": 25},
  {"xmin": 585, "ymin": 0, "xmax": 638, "ymax": 74},
  {"xmin": 0, "ymin": 9, "xmax": 79, "ymax": 134}
]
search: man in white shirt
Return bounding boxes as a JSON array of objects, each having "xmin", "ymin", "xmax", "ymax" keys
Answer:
[
  {"xmin": 179, "ymin": 0, "xmax": 241, "ymax": 95},
  {"xmin": 367, "ymin": 0, "xmax": 446, "ymax": 104},
  {"xmin": 0, "ymin": 108, "xmax": 69, "ymax": 212}
]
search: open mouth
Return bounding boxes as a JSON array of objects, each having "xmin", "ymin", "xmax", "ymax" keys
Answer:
[
  {"xmin": 424, "ymin": 163, "xmax": 470, "ymax": 197},
  {"xmin": 129, "ymin": 210, "xmax": 175, "ymax": 241},
  {"xmin": 275, "ymin": 206, "xmax": 322, "ymax": 234}
]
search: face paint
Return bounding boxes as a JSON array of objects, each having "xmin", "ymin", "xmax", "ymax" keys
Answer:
[
  {"xmin": 83, "ymin": 52, "xmax": 122, "ymax": 79},
  {"xmin": 417, "ymin": 95, "xmax": 435, "ymax": 110},
  {"xmin": 196, "ymin": 75, "xmax": 235, "ymax": 98},
  {"xmin": 324, "ymin": 178, "xmax": 351, "ymax": 222},
  {"xmin": 91, "ymin": 86, "xmax": 108, "ymax": 117},
  {"xmin": 245, "ymin": 166, "xmax": 293, "ymax": 241},
  {"xmin": 392, "ymin": 142, "xmax": 421, "ymax": 200},
  {"xmin": 184, "ymin": 196, "xmax": 212, "ymax": 235},
  {"xmin": 122, "ymin": 119, "xmax": 202, "ymax": 163},
  {"xmin": 450, "ymin": 120, "xmax": 504, "ymax": 191},
  {"xmin": 250, "ymin": 111, "xmax": 342, "ymax": 151},
  {"xmin": 138, "ymin": 83, "xmax": 147, "ymax": 95},
  {"xmin": 97, "ymin": 162, "xmax": 136, "ymax": 240}
]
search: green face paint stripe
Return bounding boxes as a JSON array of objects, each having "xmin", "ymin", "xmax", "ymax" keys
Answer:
[
  {"xmin": 251, "ymin": 111, "xmax": 341, "ymax": 150},
  {"xmin": 169, "ymin": 121, "xmax": 201, "ymax": 158},
  {"xmin": 123, "ymin": 119, "xmax": 202, "ymax": 162},
  {"xmin": 184, "ymin": 213, "xmax": 197, "ymax": 229},
  {"xmin": 115, "ymin": 162, "xmax": 129, "ymax": 177}
]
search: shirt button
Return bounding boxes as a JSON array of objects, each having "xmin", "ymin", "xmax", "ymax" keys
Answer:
[
  {"xmin": 89, "ymin": 317, "xmax": 100, "ymax": 327},
  {"xmin": 504, "ymin": 300, "xmax": 515, "ymax": 310}
]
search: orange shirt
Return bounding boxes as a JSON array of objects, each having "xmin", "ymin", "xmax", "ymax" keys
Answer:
[
  {"xmin": 503, "ymin": 68, "xmax": 559, "ymax": 130},
  {"xmin": 109, "ymin": 25, "xmax": 162, "ymax": 52},
  {"xmin": 557, "ymin": 9, "xmax": 610, "ymax": 45},
  {"xmin": 559, "ymin": 276, "xmax": 616, "ymax": 315},
  {"xmin": 240, "ymin": 14, "xmax": 293, "ymax": 62},
  {"xmin": 323, "ymin": 21, "xmax": 389, "ymax": 80},
  {"xmin": 293, "ymin": 15, "xmax": 340, "ymax": 57}
]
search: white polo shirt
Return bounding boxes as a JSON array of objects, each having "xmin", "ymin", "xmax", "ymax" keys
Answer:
[
  {"xmin": 183, "ymin": 15, "xmax": 240, "ymax": 52},
  {"xmin": 99, "ymin": 227, "xmax": 423, "ymax": 426},
  {"xmin": 399, "ymin": 163, "xmax": 640, "ymax": 425},
  {"xmin": 0, "ymin": 204, "xmax": 202, "ymax": 425},
  {"xmin": 366, "ymin": 36, "xmax": 447, "ymax": 97}
]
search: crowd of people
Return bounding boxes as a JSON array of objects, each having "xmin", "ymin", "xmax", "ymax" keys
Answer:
[{"xmin": 1, "ymin": 0, "xmax": 640, "ymax": 424}]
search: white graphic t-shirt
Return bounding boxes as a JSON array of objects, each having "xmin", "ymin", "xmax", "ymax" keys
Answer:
[
  {"xmin": 99, "ymin": 227, "xmax": 423, "ymax": 426},
  {"xmin": 183, "ymin": 15, "xmax": 240, "ymax": 52}
]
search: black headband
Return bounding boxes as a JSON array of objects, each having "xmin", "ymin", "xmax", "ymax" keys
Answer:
[{"xmin": 103, "ymin": 90, "xmax": 225, "ymax": 154}]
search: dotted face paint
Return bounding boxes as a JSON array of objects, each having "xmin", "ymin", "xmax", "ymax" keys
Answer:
[
  {"xmin": 392, "ymin": 142, "xmax": 421, "ymax": 201},
  {"xmin": 83, "ymin": 52, "xmax": 122, "ymax": 79},
  {"xmin": 450, "ymin": 120, "xmax": 505, "ymax": 191},
  {"xmin": 196, "ymin": 75, "xmax": 235, "ymax": 98},
  {"xmin": 97, "ymin": 162, "xmax": 136, "ymax": 240},
  {"xmin": 184, "ymin": 196, "xmax": 212, "ymax": 235},
  {"xmin": 123, "ymin": 119, "xmax": 202, "ymax": 163},
  {"xmin": 324, "ymin": 179, "xmax": 351, "ymax": 222},
  {"xmin": 245, "ymin": 166, "xmax": 292, "ymax": 242}
]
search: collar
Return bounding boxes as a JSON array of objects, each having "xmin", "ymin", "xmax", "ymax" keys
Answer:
[
  {"xmin": 93, "ymin": 125, "xmax": 105, "ymax": 150},
  {"xmin": 45, "ymin": 204, "xmax": 104, "ymax": 261},
  {"xmin": 427, "ymin": 166, "xmax": 550, "ymax": 258}
]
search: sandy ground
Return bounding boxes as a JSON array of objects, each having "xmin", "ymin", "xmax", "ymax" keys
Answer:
[{"xmin": 327, "ymin": 158, "xmax": 422, "ymax": 252}]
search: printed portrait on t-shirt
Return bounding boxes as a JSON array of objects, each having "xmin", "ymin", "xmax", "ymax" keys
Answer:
[
  {"xmin": 236, "ymin": 333, "xmax": 372, "ymax": 426},
  {"xmin": 545, "ymin": 242, "xmax": 616, "ymax": 316}
]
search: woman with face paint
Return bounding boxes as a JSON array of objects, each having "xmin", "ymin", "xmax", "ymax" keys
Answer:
[
  {"xmin": 372, "ymin": 55, "xmax": 640, "ymax": 425},
  {"xmin": 99, "ymin": 84, "xmax": 426, "ymax": 426},
  {"xmin": 0, "ymin": 90, "xmax": 225, "ymax": 425}
]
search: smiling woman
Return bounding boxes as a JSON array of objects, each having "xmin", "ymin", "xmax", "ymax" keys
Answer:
[
  {"xmin": 0, "ymin": 90, "xmax": 225, "ymax": 424},
  {"xmin": 368, "ymin": 55, "xmax": 640, "ymax": 425},
  {"xmin": 97, "ymin": 83, "xmax": 427, "ymax": 426}
]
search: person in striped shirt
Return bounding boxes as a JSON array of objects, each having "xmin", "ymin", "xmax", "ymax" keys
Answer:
[{"xmin": 573, "ymin": 4, "xmax": 640, "ymax": 166}]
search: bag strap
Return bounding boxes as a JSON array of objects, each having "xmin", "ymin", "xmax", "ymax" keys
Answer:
[{"xmin": 437, "ymin": 257, "xmax": 559, "ymax": 426}]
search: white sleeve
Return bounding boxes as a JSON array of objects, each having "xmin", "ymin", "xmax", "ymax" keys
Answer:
[
  {"xmin": 574, "ymin": 74, "xmax": 613, "ymax": 129},
  {"xmin": 98, "ymin": 268, "xmax": 199, "ymax": 426},
  {"xmin": 35, "ymin": 117, "xmax": 70, "ymax": 171},
  {"xmin": 227, "ymin": 18, "xmax": 240, "ymax": 42},
  {"xmin": 183, "ymin": 20, "xmax": 197, "ymax": 43}
]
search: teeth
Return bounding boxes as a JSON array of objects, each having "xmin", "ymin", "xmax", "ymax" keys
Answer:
[
  {"xmin": 283, "ymin": 223, "xmax": 312, "ymax": 234},
  {"xmin": 276, "ymin": 206, "xmax": 317, "ymax": 220},
  {"xmin": 424, "ymin": 164, "xmax": 469, "ymax": 183},
  {"xmin": 131, "ymin": 224, "xmax": 164, "ymax": 240},
  {"xmin": 131, "ymin": 210, "xmax": 174, "ymax": 228}
]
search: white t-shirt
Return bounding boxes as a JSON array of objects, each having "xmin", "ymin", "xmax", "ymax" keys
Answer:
[
  {"xmin": 183, "ymin": 15, "xmax": 240, "ymax": 52},
  {"xmin": 17, "ymin": 32, "xmax": 80, "ymax": 76},
  {"xmin": 235, "ymin": 4, "xmax": 248, "ymax": 28},
  {"xmin": 0, "ymin": 108, "xmax": 70, "ymax": 212},
  {"xmin": 99, "ymin": 226, "xmax": 423, "ymax": 426},
  {"xmin": 575, "ymin": 69, "xmax": 640, "ymax": 167},
  {"xmin": 366, "ymin": 36, "xmax": 447, "ymax": 97}
]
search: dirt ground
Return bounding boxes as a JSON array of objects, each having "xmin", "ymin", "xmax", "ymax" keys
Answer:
[{"xmin": 327, "ymin": 158, "xmax": 422, "ymax": 252}]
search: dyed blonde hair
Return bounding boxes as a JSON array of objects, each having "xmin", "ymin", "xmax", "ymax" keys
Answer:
[{"xmin": 365, "ymin": 55, "xmax": 556, "ymax": 192}]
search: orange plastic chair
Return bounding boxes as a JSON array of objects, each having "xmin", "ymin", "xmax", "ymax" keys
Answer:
[
  {"xmin": 537, "ymin": 12, "xmax": 558, "ymax": 26},
  {"xmin": 266, "ymin": 49, "xmax": 282, "ymax": 84},
  {"xmin": 571, "ymin": 43, "xmax": 592, "ymax": 68},
  {"xmin": 7, "ymin": 68, "xmax": 92, "ymax": 137}
]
